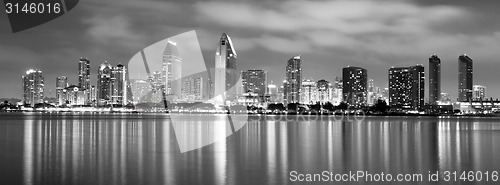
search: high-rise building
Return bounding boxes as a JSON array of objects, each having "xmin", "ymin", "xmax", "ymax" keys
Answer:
[
  {"xmin": 78, "ymin": 58, "xmax": 91, "ymax": 90},
  {"xmin": 97, "ymin": 61, "xmax": 113, "ymax": 105},
  {"xmin": 181, "ymin": 76, "xmax": 204, "ymax": 102},
  {"xmin": 214, "ymin": 33, "xmax": 238, "ymax": 106},
  {"xmin": 241, "ymin": 69, "xmax": 267, "ymax": 96},
  {"xmin": 473, "ymin": 85, "xmax": 486, "ymax": 100},
  {"xmin": 284, "ymin": 55, "xmax": 302, "ymax": 104},
  {"xmin": 111, "ymin": 63, "xmax": 127, "ymax": 105},
  {"xmin": 389, "ymin": 65, "xmax": 425, "ymax": 110},
  {"xmin": 334, "ymin": 76, "xmax": 342, "ymax": 89},
  {"xmin": 429, "ymin": 55, "xmax": 441, "ymax": 105},
  {"xmin": 22, "ymin": 69, "xmax": 44, "ymax": 107},
  {"xmin": 78, "ymin": 57, "xmax": 91, "ymax": 105},
  {"xmin": 163, "ymin": 41, "xmax": 182, "ymax": 99},
  {"xmin": 301, "ymin": 79, "xmax": 316, "ymax": 104},
  {"xmin": 458, "ymin": 54, "xmax": 473, "ymax": 102},
  {"xmin": 368, "ymin": 79, "xmax": 374, "ymax": 93},
  {"xmin": 56, "ymin": 76, "xmax": 68, "ymax": 105},
  {"xmin": 130, "ymin": 79, "xmax": 150, "ymax": 103},
  {"xmin": 342, "ymin": 66, "xmax": 367, "ymax": 107},
  {"xmin": 150, "ymin": 71, "xmax": 164, "ymax": 103},
  {"xmin": 317, "ymin": 79, "xmax": 330, "ymax": 104}
]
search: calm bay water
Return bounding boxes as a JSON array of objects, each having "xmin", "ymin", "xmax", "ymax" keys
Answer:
[{"xmin": 1, "ymin": 113, "xmax": 500, "ymax": 185}]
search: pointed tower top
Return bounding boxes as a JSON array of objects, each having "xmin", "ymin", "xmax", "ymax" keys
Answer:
[
  {"xmin": 164, "ymin": 40, "xmax": 180, "ymax": 57},
  {"xmin": 219, "ymin": 33, "xmax": 237, "ymax": 57}
]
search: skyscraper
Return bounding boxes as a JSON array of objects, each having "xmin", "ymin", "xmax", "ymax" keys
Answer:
[
  {"xmin": 241, "ymin": 70, "xmax": 267, "ymax": 96},
  {"xmin": 163, "ymin": 41, "xmax": 182, "ymax": 99},
  {"xmin": 389, "ymin": 65, "xmax": 425, "ymax": 110},
  {"xmin": 78, "ymin": 58, "xmax": 91, "ymax": 90},
  {"xmin": 78, "ymin": 57, "xmax": 91, "ymax": 105},
  {"xmin": 150, "ymin": 71, "xmax": 164, "ymax": 103},
  {"xmin": 97, "ymin": 61, "xmax": 113, "ymax": 105},
  {"xmin": 56, "ymin": 76, "xmax": 68, "ymax": 105},
  {"xmin": 22, "ymin": 69, "xmax": 44, "ymax": 107},
  {"xmin": 429, "ymin": 55, "xmax": 441, "ymax": 105},
  {"xmin": 214, "ymin": 33, "xmax": 238, "ymax": 106},
  {"xmin": 342, "ymin": 66, "xmax": 367, "ymax": 107},
  {"xmin": 130, "ymin": 79, "xmax": 150, "ymax": 104},
  {"xmin": 301, "ymin": 79, "xmax": 316, "ymax": 104},
  {"xmin": 458, "ymin": 54, "xmax": 473, "ymax": 102},
  {"xmin": 111, "ymin": 63, "xmax": 127, "ymax": 105},
  {"xmin": 368, "ymin": 79, "xmax": 374, "ymax": 93},
  {"xmin": 284, "ymin": 55, "xmax": 302, "ymax": 104},
  {"xmin": 181, "ymin": 76, "xmax": 204, "ymax": 101}
]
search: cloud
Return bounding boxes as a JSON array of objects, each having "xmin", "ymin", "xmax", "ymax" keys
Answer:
[
  {"xmin": 192, "ymin": 0, "xmax": 471, "ymax": 57},
  {"xmin": 83, "ymin": 15, "xmax": 145, "ymax": 48}
]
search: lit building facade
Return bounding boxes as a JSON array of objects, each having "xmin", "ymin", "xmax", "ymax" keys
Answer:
[
  {"xmin": 78, "ymin": 57, "xmax": 91, "ymax": 104},
  {"xmin": 182, "ymin": 76, "xmax": 204, "ymax": 102},
  {"xmin": 317, "ymin": 79, "xmax": 330, "ymax": 104},
  {"xmin": 56, "ymin": 76, "xmax": 68, "ymax": 106},
  {"xmin": 473, "ymin": 85, "xmax": 486, "ymax": 100},
  {"xmin": 64, "ymin": 85, "xmax": 88, "ymax": 106},
  {"xmin": 130, "ymin": 79, "xmax": 150, "ymax": 103},
  {"xmin": 284, "ymin": 55, "xmax": 302, "ymax": 105},
  {"xmin": 111, "ymin": 64, "xmax": 128, "ymax": 105},
  {"xmin": 267, "ymin": 82, "xmax": 282, "ymax": 103},
  {"xmin": 389, "ymin": 65, "xmax": 425, "ymax": 110},
  {"xmin": 342, "ymin": 66, "xmax": 367, "ymax": 107},
  {"xmin": 301, "ymin": 79, "xmax": 317, "ymax": 104},
  {"xmin": 97, "ymin": 61, "xmax": 113, "ymax": 106},
  {"xmin": 22, "ymin": 69, "xmax": 44, "ymax": 107},
  {"xmin": 241, "ymin": 69, "xmax": 267, "ymax": 96}
]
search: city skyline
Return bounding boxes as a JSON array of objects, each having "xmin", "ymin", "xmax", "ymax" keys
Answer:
[
  {"xmin": 14, "ymin": 49, "xmax": 500, "ymax": 106},
  {"xmin": 2, "ymin": 0, "xmax": 500, "ymax": 101}
]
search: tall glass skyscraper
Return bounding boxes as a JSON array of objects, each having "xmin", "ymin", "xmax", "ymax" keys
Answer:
[
  {"xmin": 78, "ymin": 57, "xmax": 91, "ymax": 105},
  {"xmin": 162, "ymin": 41, "xmax": 182, "ymax": 99},
  {"xmin": 112, "ymin": 63, "xmax": 127, "ymax": 105},
  {"xmin": 458, "ymin": 54, "xmax": 473, "ymax": 102},
  {"xmin": 97, "ymin": 61, "xmax": 113, "ymax": 105},
  {"xmin": 342, "ymin": 66, "xmax": 367, "ymax": 107},
  {"xmin": 22, "ymin": 69, "xmax": 44, "ymax": 107},
  {"xmin": 429, "ymin": 55, "xmax": 441, "ymax": 104},
  {"xmin": 214, "ymin": 33, "xmax": 238, "ymax": 106},
  {"xmin": 78, "ymin": 58, "xmax": 91, "ymax": 90},
  {"xmin": 284, "ymin": 55, "xmax": 302, "ymax": 105},
  {"xmin": 389, "ymin": 65, "xmax": 425, "ymax": 110}
]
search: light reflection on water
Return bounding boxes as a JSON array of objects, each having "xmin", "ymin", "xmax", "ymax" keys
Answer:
[{"xmin": 0, "ymin": 113, "xmax": 499, "ymax": 185}]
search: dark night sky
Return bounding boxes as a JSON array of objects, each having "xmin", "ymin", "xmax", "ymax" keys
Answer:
[{"xmin": 1, "ymin": 0, "xmax": 499, "ymax": 101}]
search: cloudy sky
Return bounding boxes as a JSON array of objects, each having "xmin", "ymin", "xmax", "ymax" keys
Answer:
[{"xmin": 1, "ymin": 0, "xmax": 499, "ymax": 101}]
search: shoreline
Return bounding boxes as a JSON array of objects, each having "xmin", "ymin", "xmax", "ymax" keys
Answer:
[{"xmin": 1, "ymin": 110, "xmax": 500, "ymax": 118}]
